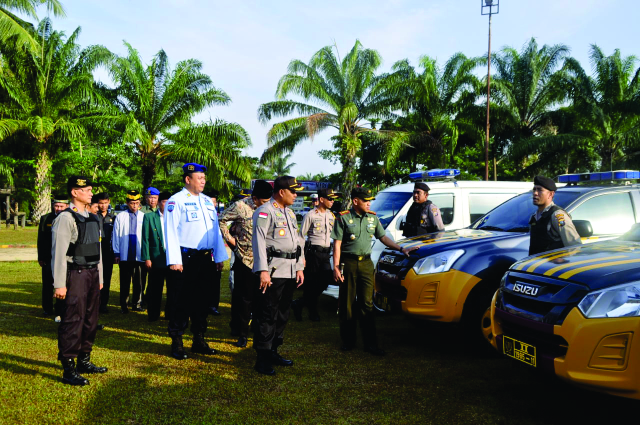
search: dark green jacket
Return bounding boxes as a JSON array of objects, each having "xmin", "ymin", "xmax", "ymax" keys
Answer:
[{"xmin": 141, "ymin": 210, "xmax": 166, "ymax": 268}]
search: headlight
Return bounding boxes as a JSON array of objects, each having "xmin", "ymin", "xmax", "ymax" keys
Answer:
[
  {"xmin": 578, "ymin": 282, "xmax": 640, "ymax": 318},
  {"xmin": 412, "ymin": 250, "xmax": 464, "ymax": 275}
]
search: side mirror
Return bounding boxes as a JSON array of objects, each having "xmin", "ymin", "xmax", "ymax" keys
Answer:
[
  {"xmin": 573, "ymin": 220, "xmax": 593, "ymax": 238},
  {"xmin": 396, "ymin": 214, "xmax": 406, "ymax": 231}
]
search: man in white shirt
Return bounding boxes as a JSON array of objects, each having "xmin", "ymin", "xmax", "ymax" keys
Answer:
[{"xmin": 112, "ymin": 190, "xmax": 145, "ymax": 313}]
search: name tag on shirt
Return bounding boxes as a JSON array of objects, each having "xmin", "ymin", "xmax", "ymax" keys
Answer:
[{"xmin": 185, "ymin": 205, "xmax": 201, "ymax": 222}]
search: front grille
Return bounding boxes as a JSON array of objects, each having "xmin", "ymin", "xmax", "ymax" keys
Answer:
[{"xmin": 376, "ymin": 252, "xmax": 416, "ymax": 280}]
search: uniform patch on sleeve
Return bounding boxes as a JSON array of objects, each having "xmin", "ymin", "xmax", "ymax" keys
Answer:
[
  {"xmin": 430, "ymin": 205, "xmax": 439, "ymax": 216},
  {"xmin": 259, "ymin": 212, "xmax": 268, "ymax": 219},
  {"xmin": 168, "ymin": 204, "xmax": 174, "ymax": 212}
]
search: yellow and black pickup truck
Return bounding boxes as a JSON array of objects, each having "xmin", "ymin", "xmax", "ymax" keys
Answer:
[
  {"xmin": 490, "ymin": 223, "xmax": 640, "ymax": 400},
  {"xmin": 376, "ymin": 172, "xmax": 640, "ymax": 340}
]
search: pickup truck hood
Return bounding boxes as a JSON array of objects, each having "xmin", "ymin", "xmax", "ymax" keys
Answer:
[
  {"xmin": 397, "ymin": 228, "xmax": 526, "ymax": 257},
  {"xmin": 510, "ymin": 239, "xmax": 640, "ymax": 290}
]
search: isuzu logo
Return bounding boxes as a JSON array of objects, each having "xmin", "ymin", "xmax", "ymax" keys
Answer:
[
  {"xmin": 381, "ymin": 255, "xmax": 396, "ymax": 264},
  {"xmin": 513, "ymin": 282, "xmax": 541, "ymax": 297}
]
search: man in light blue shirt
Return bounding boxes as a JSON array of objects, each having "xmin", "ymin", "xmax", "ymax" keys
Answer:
[{"xmin": 164, "ymin": 163, "xmax": 228, "ymax": 360}]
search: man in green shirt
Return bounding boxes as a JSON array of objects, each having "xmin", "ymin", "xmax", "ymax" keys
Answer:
[{"xmin": 331, "ymin": 187, "xmax": 417, "ymax": 355}]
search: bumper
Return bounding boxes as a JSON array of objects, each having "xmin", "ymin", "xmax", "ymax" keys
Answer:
[
  {"xmin": 492, "ymin": 304, "xmax": 640, "ymax": 400},
  {"xmin": 398, "ymin": 268, "xmax": 481, "ymax": 322}
]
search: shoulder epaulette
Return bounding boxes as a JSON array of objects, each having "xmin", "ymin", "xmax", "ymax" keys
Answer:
[
  {"xmin": 368, "ymin": 211, "xmax": 377, "ymax": 215},
  {"xmin": 339, "ymin": 210, "xmax": 350, "ymax": 216}
]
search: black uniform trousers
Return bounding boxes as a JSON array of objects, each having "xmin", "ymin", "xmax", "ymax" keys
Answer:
[
  {"xmin": 58, "ymin": 266, "xmax": 100, "ymax": 359},
  {"xmin": 302, "ymin": 248, "xmax": 332, "ymax": 314},
  {"xmin": 99, "ymin": 259, "xmax": 114, "ymax": 311},
  {"xmin": 339, "ymin": 257, "xmax": 378, "ymax": 348},
  {"xmin": 119, "ymin": 261, "xmax": 143, "ymax": 309},
  {"xmin": 167, "ymin": 250, "xmax": 214, "ymax": 337},
  {"xmin": 230, "ymin": 256, "xmax": 258, "ymax": 337},
  {"xmin": 254, "ymin": 277, "xmax": 297, "ymax": 351},
  {"xmin": 207, "ymin": 269, "xmax": 222, "ymax": 310},
  {"xmin": 42, "ymin": 263, "xmax": 64, "ymax": 316},
  {"xmin": 147, "ymin": 266, "xmax": 168, "ymax": 321}
]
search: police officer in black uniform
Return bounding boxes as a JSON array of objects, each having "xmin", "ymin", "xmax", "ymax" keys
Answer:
[
  {"xmin": 52, "ymin": 176, "xmax": 107, "ymax": 386},
  {"xmin": 37, "ymin": 194, "xmax": 68, "ymax": 320},
  {"xmin": 93, "ymin": 192, "xmax": 115, "ymax": 314},
  {"xmin": 402, "ymin": 182, "xmax": 445, "ymax": 237},
  {"xmin": 529, "ymin": 175, "xmax": 581, "ymax": 255}
]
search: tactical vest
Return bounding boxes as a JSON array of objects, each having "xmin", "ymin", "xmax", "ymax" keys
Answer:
[
  {"xmin": 529, "ymin": 205, "xmax": 563, "ymax": 255},
  {"xmin": 64, "ymin": 208, "xmax": 101, "ymax": 265},
  {"xmin": 403, "ymin": 200, "xmax": 435, "ymax": 237}
]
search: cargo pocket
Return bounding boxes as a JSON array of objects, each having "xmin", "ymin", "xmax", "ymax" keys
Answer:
[{"xmin": 63, "ymin": 295, "xmax": 81, "ymax": 323}]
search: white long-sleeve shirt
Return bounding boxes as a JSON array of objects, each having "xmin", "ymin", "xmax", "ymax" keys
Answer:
[{"xmin": 112, "ymin": 209, "xmax": 144, "ymax": 261}]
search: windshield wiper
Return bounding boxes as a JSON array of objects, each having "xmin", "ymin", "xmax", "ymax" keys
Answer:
[
  {"xmin": 477, "ymin": 225, "xmax": 504, "ymax": 231},
  {"xmin": 507, "ymin": 226, "xmax": 530, "ymax": 232}
]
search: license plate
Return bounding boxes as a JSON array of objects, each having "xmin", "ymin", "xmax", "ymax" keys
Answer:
[
  {"xmin": 375, "ymin": 293, "xmax": 390, "ymax": 312},
  {"xmin": 381, "ymin": 255, "xmax": 395, "ymax": 264},
  {"xmin": 503, "ymin": 335, "xmax": 536, "ymax": 367}
]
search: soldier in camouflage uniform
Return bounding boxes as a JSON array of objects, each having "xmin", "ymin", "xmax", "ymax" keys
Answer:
[
  {"xmin": 219, "ymin": 181, "xmax": 273, "ymax": 348},
  {"xmin": 292, "ymin": 188, "xmax": 338, "ymax": 322},
  {"xmin": 251, "ymin": 176, "xmax": 305, "ymax": 375},
  {"xmin": 332, "ymin": 187, "xmax": 417, "ymax": 356}
]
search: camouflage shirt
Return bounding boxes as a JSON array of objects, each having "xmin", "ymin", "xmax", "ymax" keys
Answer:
[{"xmin": 219, "ymin": 197, "xmax": 256, "ymax": 268}]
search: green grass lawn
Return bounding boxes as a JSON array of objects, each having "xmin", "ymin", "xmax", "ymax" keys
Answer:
[
  {"xmin": 0, "ymin": 262, "xmax": 635, "ymax": 425},
  {"xmin": 0, "ymin": 226, "xmax": 38, "ymax": 245}
]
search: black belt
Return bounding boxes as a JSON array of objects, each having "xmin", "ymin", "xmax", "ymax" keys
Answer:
[
  {"xmin": 342, "ymin": 253, "xmax": 371, "ymax": 261},
  {"xmin": 269, "ymin": 251, "xmax": 297, "ymax": 259},
  {"xmin": 68, "ymin": 264, "xmax": 98, "ymax": 270},
  {"xmin": 309, "ymin": 245, "xmax": 331, "ymax": 253},
  {"xmin": 180, "ymin": 247, "xmax": 211, "ymax": 256}
]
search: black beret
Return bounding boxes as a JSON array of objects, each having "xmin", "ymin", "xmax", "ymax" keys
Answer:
[
  {"xmin": 159, "ymin": 191, "xmax": 171, "ymax": 201},
  {"xmin": 534, "ymin": 175, "xmax": 557, "ymax": 192},
  {"xmin": 414, "ymin": 182, "xmax": 430, "ymax": 192},
  {"xmin": 253, "ymin": 180, "xmax": 274, "ymax": 199},
  {"xmin": 351, "ymin": 187, "xmax": 375, "ymax": 201},
  {"xmin": 273, "ymin": 176, "xmax": 303, "ymax": 191}
]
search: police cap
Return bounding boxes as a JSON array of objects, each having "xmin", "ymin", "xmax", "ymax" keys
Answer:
[
  {"xmin": 274, "ymin": 176, "xmax": 303, "ymax": 191},
  {"xmin": 52, "ymin": 194, "xmax": 69, "ymax": 204},
  {"xmin": 125, "ymin": 190, "xmax": 141, "ymax": 201},
  {"xmin": 238, "ymin": 188, "xmax": 252, "ymax": 199},
  {"xmin": 351, "ymin": 187, "xmax": 375, "ymax": 201},
  {"xmin": 534, "ymin": 175, "xmax": 557, "ymax": 192},
  {"xmin": 66, "ymin": 175, "xmax": 93, "ymax": 194},
  {"xmin": 145, "ymin": 187, "xmax": 160, "ymax": 196},
  {"xmin": 414, "ymin": 182, "xmax": 430, "ymax": 192},
  {"xmin": 253, "ymin": 180, "xmax": 273, "ymax": 199},
  {"xmin": 318, "ymin": 188, "xmax": 338, "ymax": 200}
]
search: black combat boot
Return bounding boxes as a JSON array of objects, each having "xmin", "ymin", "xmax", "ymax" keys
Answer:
[
  {"xmin": 254, "ymin": 350, "xmax": 275, "ymax": 376},
  {"xmin": 191, "ymin": 333, "xmax": 217, "ymax": 355},
  {"xmin": 170, "ymin": 335, "xmax": 187, "ymax": 360},
  {"xmin": 77, "ymin": 352, "xmax": 108, "ymax": 374},
  {"xmin": 291, "ymin": 299, "xmax": 303, "ymax": 322},
  {"xmin": 270, "ymin": 346, "xmax": 294, "ymax": 367},
  {"xmin": 60, "ymin": 358, "xmax": 89, "ymax": 386}
]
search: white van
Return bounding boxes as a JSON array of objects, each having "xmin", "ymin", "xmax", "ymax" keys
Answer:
[{"xmin": 323, "ymin": 170, "xmax": 533, "ymax": 299}]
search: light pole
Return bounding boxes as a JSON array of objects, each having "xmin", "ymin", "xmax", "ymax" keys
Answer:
[{"xmin": 481, "ymin": 0, "xmax": 499, "ymax": 181}]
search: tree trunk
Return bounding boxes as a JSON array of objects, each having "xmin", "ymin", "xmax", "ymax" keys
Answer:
[
  {"xmin": 33, "ymin": 149, "xmax": 52, "ymax": 224},
  {"xmin": 141, "ymin": 159, "xmax": 157, "ymax": 192},
  {"xmin": 339, "ymin": 135, "xmax": 361, "ymax": 209}
]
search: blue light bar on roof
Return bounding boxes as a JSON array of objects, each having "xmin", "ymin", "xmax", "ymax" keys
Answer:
[
  {"xmin": 557, "ymin": 170, "xmax": 639, "ymax": 183},
  {"xmin": 409, "ymin": 169, "xmax": 461, "ymax": 181}
]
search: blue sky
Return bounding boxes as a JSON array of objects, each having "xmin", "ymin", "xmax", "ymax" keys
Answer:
[{"xmin": 39, "ymin": 0, "xmax": 640, "ymax": 177}]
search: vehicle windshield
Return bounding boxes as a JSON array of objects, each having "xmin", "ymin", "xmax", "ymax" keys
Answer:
[
  {"xmin": 369, "ymin": 191, "xmax": 413, "ymax": 229},
  {"xmin": 471, "ymin": 190, "xmax": 581, "ymax": 232},
  {"xmin": 619, "ymin": 224, "xmax": 640, "ymax": 242}
]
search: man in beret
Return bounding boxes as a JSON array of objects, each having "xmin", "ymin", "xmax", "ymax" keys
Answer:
[
  {"xmin": 112, "ymin": 190, "xmax": 146, "ymax": 313},
  {"xmin": 292, "ymin": 188, "xmax": 338, "ymax": 322},
  {"xmin": 38, "ymin": 194, "xmax": 69, "ymax": 321},
  {"xmin": 164, "ymin": 163, "xmax": 228, "ymax": 360},
  {"xmin": 529, "ymin": 175, "xmax": 581, "ymax": 255},
  {"xmin": 251, "ymin": 176, "xmax": 304, "ymax": 375},
  {"xmin": 332, "ymin": 187, "xmax": 418, "ymax": 355},
  {"xmin": 142, "ymin": 191, "xmax": 171, "ymax": 322},
  {"xmin": 94, "ymin": 193, "xmax": 116, "ymax": 314},
  {"xmin": 219, "ymin": 181, "xmax": 273, "ymax": 348},
  {"xmin": 140, "ymin": 187, "xmax": 159, "ymax": 214},
  {"xmin": 52, "ymin": 176, "xmax": 107, "ymax": 385},
  {"xmin": 402, "ymin": 182, "xmax": 444, "ymax": 237}
]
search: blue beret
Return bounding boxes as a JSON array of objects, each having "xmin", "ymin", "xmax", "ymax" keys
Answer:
[
  {"xmin": 145, "ymin": 187, "xmax": 160, "ymax": 196},
  {"xmin": 182, "ymin": 163, "xmax": 207, "ymax": 173}
]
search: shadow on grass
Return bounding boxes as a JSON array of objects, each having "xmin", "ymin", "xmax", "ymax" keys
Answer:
[{"xmin": 0, "ymin": 353, "xmax": 60, "ymax": 382}]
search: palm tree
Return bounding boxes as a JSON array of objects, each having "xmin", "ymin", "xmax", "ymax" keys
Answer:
[
  {"xmin": 487, "ymin": 38, "xmax": 569, "ymax": 171},
  {"xmin": 0, "ymin": 0, "xmax": 65, "ymax": 51},
  {"xmin": 258, "ymin": 40, "xmax": 401, "ymax": 201},
  {"xmin": 107, "ymin": 43, "xmax": 252, "ymax": 194},
  {"xmin": 511, "ymin": 45, "xmax": 640, "ymax": 171},
  {"xmin": 0, "ymin": 20, "xmax": 112, "ymax": 221},
  {"xmin": 268, "ymin": 153, "xmax": 295, "ymax": 177}
]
